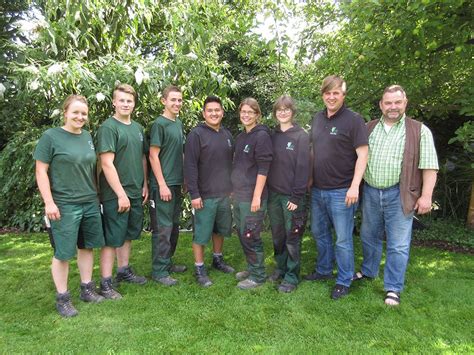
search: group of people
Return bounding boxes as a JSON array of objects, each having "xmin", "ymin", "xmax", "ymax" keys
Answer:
[{"xmin": 34, "ymin": 75, "xmax": 438, "ymax": 318}]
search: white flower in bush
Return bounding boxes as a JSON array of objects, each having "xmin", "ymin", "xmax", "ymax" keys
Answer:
[
  {"xmin": 186, "ymin": 52, "xmax": 198, "ymax": 60},
  {"xmin": 96, "ymin": 92, "xmax": 106, "ymax": 102},
  {"xmin": 51, "ymin": 109, "xmax": 61, "ymax": 118},
  {"xmin": 25, "ymin": 65, "xmax": 39, "ymax": 74},
  {"xmin": 29, "ymin": 80, "xmax": 40, "ymax": 91},
  {"xmin": 0, "ymin": 83, "xmax": 5, "ymax": 98},
  {"xmin": 47, "ymin": 63, "xmax": 63, "ymax": 76},
  {"xmin": 135, "ymin": 68, "xmax": 144, "ymax": 85}
]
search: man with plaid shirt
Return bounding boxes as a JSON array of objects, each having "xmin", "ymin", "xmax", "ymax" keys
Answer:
[{"xmin": 355, "ymin": 85, "xmax": 438, "ymax": 306}]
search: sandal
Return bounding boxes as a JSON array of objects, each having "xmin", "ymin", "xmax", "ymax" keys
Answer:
[
  {"xmin": 352, "ymin": 271, "xmax": 371, "ymax": 281},
  {"xmin": 384, "ymin": 291, "xmax": 401, "ymax": 306}
]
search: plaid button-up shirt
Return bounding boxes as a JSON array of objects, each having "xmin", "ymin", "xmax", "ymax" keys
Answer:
[{"xmin": 364, "ymin": 115, "xmax": 439, "ymax": 189}]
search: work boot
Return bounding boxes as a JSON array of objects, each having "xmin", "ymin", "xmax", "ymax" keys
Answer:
[
  {"xmin": 212, "ymin": 255, "xmax": 235, "ymax": 273},
  {"xmin": 153, "ymin": 275, "xmax": 178, "ymax": 286},
  {"xmin": 170, "ymin": 264, "xmax": 187, "ymax": 273},
  {"xmin": 303, "ymin": 271, "xmax": 334, "ymax": 281},
  {"xmin": 278, "ymin": 282, "xmax": 297, "ymax": 293},
  {"xmin": 99, "ymin": 277, "xmax": 122, "ymax": 300},
  {"xmin": 115, "ymin": 266, "xmax": 147, "ymax": 285},
  {"xmin": 55, "ymin": 291, "xmax": 78, "ymax": 318},
  {"xmin": 235, "ymin": 270, "xmax": 250, "ymax": 281},
  {"xmin": 267, "ymin": 269, "xmax": 283, "ymax": 282},
  {"xmin": 80, "ymin": 281, "xmax": 105, "ymax": 303},
  {"xmin": 237, "ymin": 278, "xmax": 263, "ymax": 290},
  {"xmin": 195, "ymin": 265, "xmax": 213, "ymax": 287}
]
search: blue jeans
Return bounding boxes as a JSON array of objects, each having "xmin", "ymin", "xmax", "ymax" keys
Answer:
[
  {"xmin": 311, "ymin": 187, "xmax": 356, "ymax": 287},
  {"xmin": 360, "ymin": 183, "xmax": 414, "ymax": 293}
]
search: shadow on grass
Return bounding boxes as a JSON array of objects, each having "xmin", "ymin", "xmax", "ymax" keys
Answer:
[{"xmin": 0, "ymin": 231, "xmax": 473, "ymax": 353}]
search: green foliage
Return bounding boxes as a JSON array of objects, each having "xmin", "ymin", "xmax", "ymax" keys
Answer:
[
  {"xmin": 0, "ymin": 129, "xmax": 44, "ymax": 231},
  {"xmin": 1, "ymin": 0, "xmax": 279, "ymax": 230},
  {"xmin": 449, "ymin": 121, "xmax": 474, "ymax": 154},
  {"xmin": 413, "ymin": 217, "xmax": 474, "ymax": 249},
  {"xmin": 1, "ymin": 232, "xmax": 473, "ymax": 352},
  {"xmin": 297, "ymin": 0, "xmax": 474, "ymax": 120},
  {"xmin": 1, "ymin": 1, "xmax": 473, "ymax": 229}
]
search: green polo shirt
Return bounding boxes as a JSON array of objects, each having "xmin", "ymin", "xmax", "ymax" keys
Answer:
[{"xmin": 364, "ymin": 115, "xmax": 439, "ymax": 189}]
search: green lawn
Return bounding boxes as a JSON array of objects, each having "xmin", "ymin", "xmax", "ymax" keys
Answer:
[{"xmin": 1, "ymin": 231, "xmax": 473, "ymax": 353}]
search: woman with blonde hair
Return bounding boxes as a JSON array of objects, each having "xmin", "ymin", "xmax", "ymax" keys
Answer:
[{"xmin": 34, "ymin": 95, "xmax": 105, "ymax": 317}]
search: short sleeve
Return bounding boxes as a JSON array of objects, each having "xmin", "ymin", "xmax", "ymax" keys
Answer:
[
  {"xmin": 96, "ymin": 125, "xmax": 117, "ymax": 154},
  {"xmin": 352, "ymin": 115, "xmax": 369, "ymax": 148},
  {"xmin": 419, "ymin": 124, "xmax": 439, "ymax": 170},
  {"xmin": 33, "ymin": 132, "xmax": 53, "ymax": 164},
  {"xmin": 150, "ymin": 120, "xmax": 165, "ymax": 148}
]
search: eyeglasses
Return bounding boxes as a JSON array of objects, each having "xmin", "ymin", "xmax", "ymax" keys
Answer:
[
  {"xmin": 241, "ymin": 110, "xmax": 256, "ymax": 116},
  {"xmin": 276, "ymin": 108, "xmax": 291, "ymax": 114}
]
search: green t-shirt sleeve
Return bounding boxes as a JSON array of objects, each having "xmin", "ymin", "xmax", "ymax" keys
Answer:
[
  {"xmin": 97, "ymin": 125, "xmax": 117, "ymax": 154},
  {"xmin": 150, "ymin": 120, "xmax": 164, "ymax": 148},
  {"xmin": 34, "ymin": 132, "xmax": 53, "ymax": 163}
]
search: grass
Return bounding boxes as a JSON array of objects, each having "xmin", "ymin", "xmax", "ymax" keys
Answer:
[{"xmin": 1, "ymin": 230, "xmax": 473, "ymax": 353}]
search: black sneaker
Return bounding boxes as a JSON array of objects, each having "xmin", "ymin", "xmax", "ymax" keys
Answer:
[
  {"xmin": 212, "ymin": 255, "xmax": 235, "ymax": 273},
  {"xmin": 303, "ymin": 272, "xmax": 334, "ymax": 281},
  {"xmin": 56, "ymin": 291, "xmax": 78, "ymax": 318},
  {"xmin": 115, "ymin": 266, "xmax": 147, "ymax": 285},
  {"xmin": 267, "ymin": 270, "xmax": 283, "ymax": 282},
  {"xmin": 278, "ymin": 282, "xmax": 297, "ymax": 293},
  {"xmin": 170, "ymin": 264, "xmax": 187, "ymax": 273},
  {"xmin": 80, "ymin": 281, "xmax": 105, "ymax": 303},
  {"xmin": 100, "ymin": 278, "xmax": 122, "ymax": 300},
  {"xmin": 195, "ymin": 265, "xmax": 213, "ymax": 287},
  {"xmin": 331, "ymin": 284, "xmax": 349, "ymax": 300}
]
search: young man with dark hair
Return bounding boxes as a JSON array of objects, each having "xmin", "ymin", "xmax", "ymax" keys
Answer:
[
  {"xmin": 149, "ymin": 85, "xmax": 187, "ymax": 286},
  {"xmin": 97, "ymin": 84, "xmax": 149, "ymax": 299},
  {"xmin": 184, "ymin": 96, "xmax": 235, "ymax": 287}
]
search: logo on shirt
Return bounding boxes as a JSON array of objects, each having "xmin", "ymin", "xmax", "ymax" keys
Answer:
[
  {"xmin": 330, "ymin": 127, "xmax": 338, "ymax": 135},
  {"xmin": 139, "ymin": 132, "xmax": 144, "ymax": 142},
  {"xmin": 227, "ymin": 139, "xmax": 232, "ymax": 148},
  {"xmin": 243, "ymin": 144, "xmax": 250, "ymax": 153},
  {"xmin": 286, "ymin": 142, "xmax": 295, "ymax": 151},
  {"xmin": 88, "ymin": 141, "xmax": 95, "ymax": 150}
]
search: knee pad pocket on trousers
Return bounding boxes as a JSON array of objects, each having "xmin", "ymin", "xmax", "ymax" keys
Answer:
[
  {"xmin": 244, "ymin": 213, "xmax": 264, "ymax": 240},
  {"xmin": 290, "ymin": 210, "xmax": 307, "ymax": 239}
]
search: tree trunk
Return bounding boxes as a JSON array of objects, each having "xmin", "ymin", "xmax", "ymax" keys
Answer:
[{"xmin": 467, "ymin": 180, "xmax": 474, "ymax": 229}]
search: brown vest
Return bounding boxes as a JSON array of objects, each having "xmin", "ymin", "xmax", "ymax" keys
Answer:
[{"xmin": 367, "ymin": 118, "xmax": 422, "ymax": 215}]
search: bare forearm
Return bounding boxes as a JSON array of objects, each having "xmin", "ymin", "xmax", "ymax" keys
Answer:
[
  {"xmin": 36, "ymin": 170, "xmax": 54, "ymax": 204},
  {"xmin": 421, "ymin": 169, "xmax": 437, "ymax": 198},
  {"xmin": 149, "ymin": 154, "xmax": 167, "ymax": 187},
  {"xmin": 142, "ymin": 155, "xmax": 148, "ymax": 187},
  {"xmin": 350, "ymin": 146, "xmax": 368, "ymax": 189},
  {"xmin": 102, "ymin": 163, "xmax": 127, "ymax": 198}
]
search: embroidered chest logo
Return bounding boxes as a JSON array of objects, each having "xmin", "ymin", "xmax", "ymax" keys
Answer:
[
  {"xmin": 139, "ymin": 132, "xmax": 144, "ymax": 142},
  {"xmin": 286, "ymin": 142, "xmax": 295, "ymax": 151},
  {"xmin": 227, "ymin": 139, "xmax": 232, "ymax": 148},
  {"xmin": 243, "ymin": 144, "xmax": 250, "ymax": 153},
  {"xmin": 330, "ymin": 127, "xmax": 338, "ymax": 135},
  {"xmin": 88, "ymin": 141, "xmax": 95, "ymax": 150}
]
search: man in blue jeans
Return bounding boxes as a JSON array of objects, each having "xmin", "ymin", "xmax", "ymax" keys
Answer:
[
  {"xmin": 354, "ymin": 85, "xmax": 438, "ymax": 306},
  {"xmin": 306, "ymin": 75, "xmax": 368, "ymax": 300}
]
